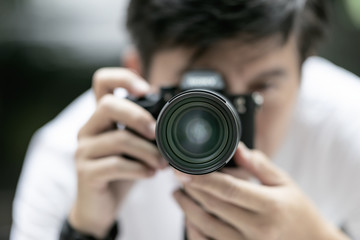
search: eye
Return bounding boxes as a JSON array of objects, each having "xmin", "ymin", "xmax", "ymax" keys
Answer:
[{"xmin": 250, "ymin": 81, "xmax": 274, "ymax": 92}]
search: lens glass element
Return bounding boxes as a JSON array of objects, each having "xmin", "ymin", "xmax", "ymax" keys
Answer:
[
  {"xmin": 156, "ymin": 90, "xmax": 241, "ymax": 174},
  {"xmin": 169, "ymin": 104, "xmax": 228, "ymax": 162}
]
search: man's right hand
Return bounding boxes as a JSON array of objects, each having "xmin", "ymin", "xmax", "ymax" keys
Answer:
[{"xmin": 68, "ymin": 68, "xmax": 167, "ymax": 238}]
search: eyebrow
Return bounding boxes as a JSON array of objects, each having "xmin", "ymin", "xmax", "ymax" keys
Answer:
[
  {"xmin": 245, "ymin": 69, "xmax": 286, "ymax": 90},
  {"xmin": 250, "ymin": 68, "xmax": 286, "ymax": 83},
  {"xmin": 179, "ymin": 66, "xmax": 287, "ymax": 88}
]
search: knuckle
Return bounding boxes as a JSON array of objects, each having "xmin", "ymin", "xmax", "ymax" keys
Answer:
[
  {"xmin": 252, "ymin": 150, "xmax": 266, "ymax": 163},
  {"xmin": 75, "ymin": 140, "xmax": 87, "ymax": 159},
  {"xmin": 76, "ymin": 162, "xmax": 90, "ymax": 181},
  {"xmin": 257, "ymin": 224, "xmax": 278, "ymax": 240},
  {"xmin": 77, "ymin": 126, "xmax": 86, "ymax": 140},
  {"xmin": 113, "ymin": 156, "xmax": 130, "ymax": 175},
  {"xmin": 114, "ymin": 130, "xmax": 129, "ymax": 146},
  {"xmin": 98, "ymin": 94, "xmax": 115, "ymax": 111},
  {"xmin": 92, "ymin": 68, "xmax": 133, "ymax": 88},
  {"xmin": 132, "ymin": 111, "xmax": 152, "ymax": 129},
  {"xmin": 205, "ymin": 216, "xmax": 225, "ymax": 238},
  {"xmin": 108, "ymin": 156, "xmax": 122, "ymax": 169},
  {"xmin": 114, "ymin": 131, "xmax": 138, "ymax": 154},
  {"xmin": 264, "ymin": 195, "xmax": 283, "ymax": 214},
  {"xmin": 132, "ymin": 112, "xmax": 145, "ymax": 125},
  {"xmin": 224, "ymin": 183, "xmax": 239, "ymax": 200},
  {"xmin": 203, "ymin": 196, "xmax": 218, "ymax": 211},
  {"xmin": 92, "ymin": 68, "xmax": 109, "ymax": 87},
  {"xmin": 250, "ymin": 216, "xmax": 278, "ymax": 240},
  {"xmin": 252, "ymin": 149, "xmax": 264, "ymax": 157},
  {"xmin": 222, "ymin": 176, "xmax": 239, "ymax": 199},
  {"xmin": 200, "ymin": 211, "xmax": 215, "ymax": 226}
]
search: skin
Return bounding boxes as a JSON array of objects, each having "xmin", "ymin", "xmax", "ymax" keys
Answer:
[
  {"xmin": 174, "ymin": 143, "xmax": 349, "ymax": 240},
  {"xmin": 69, "ymin": 35, "xmax": 350, "ymax": 239},
  {"xmin": 148, "ymin": 36, "xmax": 300, "ymax": 158}
]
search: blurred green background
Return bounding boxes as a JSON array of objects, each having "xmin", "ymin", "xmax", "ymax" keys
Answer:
[{"xmin": 0, "ymin": 0, "xmax": 360, "ymax": 239}]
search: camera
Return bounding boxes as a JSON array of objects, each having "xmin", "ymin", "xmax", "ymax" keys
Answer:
[{"xmin": 129, "ymin": 70, "xmax": 263, "ymax": 175}]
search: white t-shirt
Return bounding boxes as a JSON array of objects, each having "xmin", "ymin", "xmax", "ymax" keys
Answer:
[{"xmin": 10, "ymin": 57, "xmax": 360, "ymax": 240}]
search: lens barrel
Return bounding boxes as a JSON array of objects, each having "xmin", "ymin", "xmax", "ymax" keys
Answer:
[{"xmin": 156, "ymin": 89, "xmax": 241, "ymax": 174}]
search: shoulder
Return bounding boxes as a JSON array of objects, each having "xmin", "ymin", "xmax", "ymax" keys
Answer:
[
  {"xmin": 18, "ymin": 88, "xmax": 97, "ymax": 194},
  {"xmin": 297, "ymin": 56, "xmax": 360, "ymax": 142},
  {"xmin": 275, "ymin": 57, "xmax": 360, "ymax": 225},
  {"xmin": 301, "ymin": 56, "xmax": 360, "ymax": 115},
  {"xmin": 296, "ymin": 56, "xmax": 360, "ymax": 159},
  {"xmin": 292, "ymin": 57, "xmax": 360, "ymax": 209},
  {"xmin": 282, "ymin": 56, "xmax": 360, "ymax": 182},
  {"xmin": 11, "ymin": 90, "xmax": 96, "ymax": 239},
  {"xmin": 37, "ymin": 89, "xmax": 96, "ymax": 152}
]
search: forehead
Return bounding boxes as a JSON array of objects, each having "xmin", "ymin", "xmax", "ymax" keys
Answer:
[
  {"xmin": 188, "ymin": 35, "xmax": 289, "ymax": 69},
  {"xmin": 148, "ymin": 35, "xmax": 298, "ymax": 85}
]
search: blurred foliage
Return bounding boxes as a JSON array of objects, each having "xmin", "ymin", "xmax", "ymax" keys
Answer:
[
  {"xmin": 0, "ymin": 43, "xmax": 121, "ymax": 189},
  {"xmin": 346, "ymin": 0, "xmax": 360, "ymax": 28},
  {"xmin": 317, "ymin": 0, "xmax": 360, "ymax": 80}
]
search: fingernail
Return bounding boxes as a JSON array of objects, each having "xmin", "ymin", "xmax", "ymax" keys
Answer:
[
  {"xmin": 186, "ymin": 222, "xmax": 195, "ymax": 230},
  {"xmin": 172, "ymin": 189, "xmax": 181, "ymax": 199},
  {"xmin": 133, "ymin": 81, "xmax": 150, "ymax": 92},
  {"xmin": 175, "ymin": 171, "xmax": 192, "ymax": 183},
  {"xmin": 239, "ymin": 142, "xmax": 251, "ymax": 161},
  {"xmin": 147, "ymin": 169, "xmax": 156, "ymax": 177},
  {"xmin": 160, "ymin": 158, "xmax": 168, "ymax": 169},
  {"xmin": 147, "ymin": 122, "xmax": 156, "ymax": 138}
]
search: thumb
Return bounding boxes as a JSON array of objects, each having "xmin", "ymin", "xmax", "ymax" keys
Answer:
[{"xmin": 233, "ymin": 142, "xmax": 288, "ymax": 186}]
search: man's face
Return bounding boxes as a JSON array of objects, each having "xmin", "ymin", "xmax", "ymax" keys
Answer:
[{"xmin": 146, "ymin": 35, "xmax": 301, "ymax": 157}]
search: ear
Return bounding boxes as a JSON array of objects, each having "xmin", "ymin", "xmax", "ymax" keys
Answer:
[{"xmin": 122, "ymin": 47, "xmax": 143, "ymax": 76}]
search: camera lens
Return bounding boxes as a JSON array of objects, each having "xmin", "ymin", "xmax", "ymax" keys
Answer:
[{"xmin": 156, "ymin": 89, "xmax": 241, "ymax": 174}]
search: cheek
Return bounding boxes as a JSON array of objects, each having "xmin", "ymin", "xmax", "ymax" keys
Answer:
[{"xmin": 254, "ymin": 78, "xmax": 299, "ymax": 157}]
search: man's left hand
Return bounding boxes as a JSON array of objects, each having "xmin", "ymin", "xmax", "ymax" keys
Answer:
[{"xmin": 173, "ymin": 143, "xmax": 349, "ymax": 240}]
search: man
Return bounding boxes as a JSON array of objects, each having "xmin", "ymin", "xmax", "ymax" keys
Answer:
[{"xmin": 11, "ymin": 0, "xmax": 360, "ymax": 239}]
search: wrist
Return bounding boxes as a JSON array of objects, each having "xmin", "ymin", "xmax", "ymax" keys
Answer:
[
  {"xmin": 69, "ymin": 207, "xmax": 116, "ymax": 238},
  {"xmin": 60, "ymin": 219, "xmax": 118, "ymax": 240}
]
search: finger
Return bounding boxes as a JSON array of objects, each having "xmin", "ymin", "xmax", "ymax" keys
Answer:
[
  {"xmin": 77, "ymin": 130, "xmax": 167, "ymax": 169},
  {"xmin": 173, "ymin": 189, "xmax": 241, "ymax": 240},
  {"xmin": 77, "ymin": 156, "xmax": 155, "ymax": 188},
  {"xmin": 174, "ymin": 170, "xmax": 267, "ymax": 211},
  {"xmin": 184, "ymin": 185, "xmax": 257, "ymax": 237},
  {"xmin": 92, "ymin": 68, "xmax": 150, "ymax": 101},
  {"xmin": 233, "ymin": 142, "xmax": 288, "ymax": 186},
  {"xmin": 79, "ymin": 94, "xmax": 156, "ymax": 139},
  {"xmin": 186, "ymin": 221, "xmax": 208, "ymax": 240},
  {"xmin": 221, "ymin": 167, "xmax": 252, "ymax": 180}
]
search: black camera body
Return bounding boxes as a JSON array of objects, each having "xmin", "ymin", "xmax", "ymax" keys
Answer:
[{"xmin": 129, "ymin": 70, "xmax": 262, "ymax": 174}]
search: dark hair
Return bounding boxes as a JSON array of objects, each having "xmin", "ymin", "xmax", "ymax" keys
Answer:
[{"xmin": 126, "ymin": 0, "xmax": 329, "ymax": 73}]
